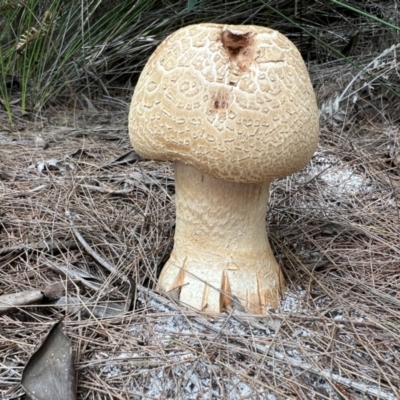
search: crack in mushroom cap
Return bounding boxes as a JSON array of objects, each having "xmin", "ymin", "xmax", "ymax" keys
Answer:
[{"xmin": 129, "ymin": 23, "xmax": 319, "ymax": 183}]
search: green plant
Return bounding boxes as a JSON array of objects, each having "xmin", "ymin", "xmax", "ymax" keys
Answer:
[
  {"xmin": 1, "ymin": 0, "xmax": 399, "ymax": 124},
  {"xmin": 0, "ymin": 0, "xmax": 159, "ymax": 121}
]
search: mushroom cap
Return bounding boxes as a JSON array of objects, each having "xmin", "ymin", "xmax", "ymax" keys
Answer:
[{"xmin": 129, "ymin": 23, "xmax": 319, "ymax": 183}]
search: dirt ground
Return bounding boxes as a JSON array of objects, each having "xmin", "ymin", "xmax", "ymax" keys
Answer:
[{"xmin": 1, "ymin": 81, "xmax": 400, "ymax": 400}]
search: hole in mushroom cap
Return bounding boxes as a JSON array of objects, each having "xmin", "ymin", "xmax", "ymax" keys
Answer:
[
  {"xmin": 221, "ymin": 29, "xmax": 256, "ymax": 71},
  {"xmin": 211, "ymin": 87, "xmax": 231, "ymax": 112},
  {"xmin": 221, "ymin": 30, "xmax": 253, "ymax": 56},
  {"xmin": 214, "ymin": 100, "xmax": 228, "ymax": 109},
  {"xmin": 222, "ymin": 30, "xmax": 252, "ymax": 47}
]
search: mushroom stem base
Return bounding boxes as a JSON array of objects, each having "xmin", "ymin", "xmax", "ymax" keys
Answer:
[{"xmin": 157, "ymin": 162, "xmax": 284, "ymax": 314}]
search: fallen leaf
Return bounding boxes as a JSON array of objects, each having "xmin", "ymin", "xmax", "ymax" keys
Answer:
[
  {"xmin": 104, "ymin": 150, "xmax": 143, "ymax": 167},
  {"xmin": 52, "ymin": 296, "xmax": 126, "ymax": 319},
  {"xmin": 21, "ymin": 320, "xmax": 76, "ymax": 400}
]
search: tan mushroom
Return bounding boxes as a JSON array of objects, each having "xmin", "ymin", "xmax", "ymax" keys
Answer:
[{"xmin": 129, "ymin": 23, "xmax": 319, "ymax": 314}]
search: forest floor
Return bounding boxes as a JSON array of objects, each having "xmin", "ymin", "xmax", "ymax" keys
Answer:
[{"xmin": 1, "ymin": 75, "xmax": 400, "ymax": 399}]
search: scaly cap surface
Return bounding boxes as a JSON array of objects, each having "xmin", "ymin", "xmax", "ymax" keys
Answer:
[{"xmin": 129, "ymin": 23, "xmax": 319, "ymax": 183}]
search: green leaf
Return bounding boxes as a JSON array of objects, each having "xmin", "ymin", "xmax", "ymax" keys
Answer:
[{"xmin": 187, "ymin": 0, "xmax": 197, "ymax": 12}]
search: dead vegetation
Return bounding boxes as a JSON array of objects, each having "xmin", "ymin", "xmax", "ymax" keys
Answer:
[{"xmin": 1, "ymin": 67, "xmax": 400, "ymax": 398}]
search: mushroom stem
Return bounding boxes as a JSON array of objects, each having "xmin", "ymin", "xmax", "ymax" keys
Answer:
[{"xmin": 157, "ymin": 161, "xmax": 284, "ymax": 314}]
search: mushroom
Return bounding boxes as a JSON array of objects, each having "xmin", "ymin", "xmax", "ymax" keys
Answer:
[{"xmin": 129, "ymin": 23, "xmax": 319, "ymax": 314}]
